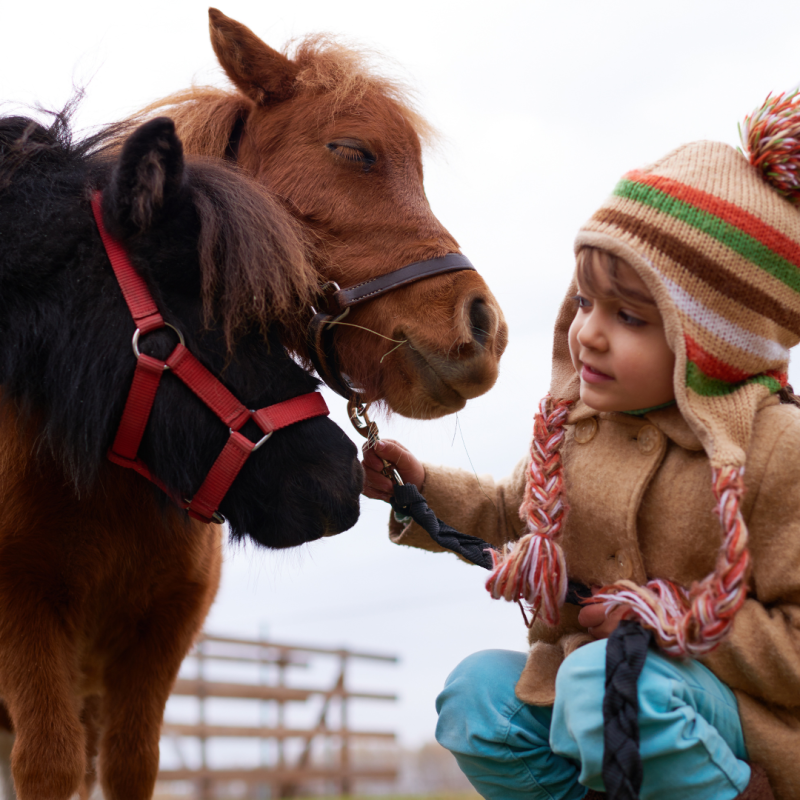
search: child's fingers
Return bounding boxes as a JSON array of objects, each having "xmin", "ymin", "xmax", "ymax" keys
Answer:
[
  {"xmin": 361, "ymin": 462, "xmax": 394, "ymax": 500},
  {"xmin": 359, "ymin": 437, "xmax": 425, "ymax": 503},
  {"xmin": 367, "ymin": 439, "xmax": 426, "ymax": 488},
  {"xmin": 578, "ymin": 600, "xmax": 628, "ymax": 639},
  {"xmin": 577, "ymin": 602, "xmax": 607, "ymax": 630}
]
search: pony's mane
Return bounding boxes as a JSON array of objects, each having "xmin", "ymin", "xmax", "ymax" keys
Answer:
[
  {"xmin": 185, "ymin": 158, "xmax": 317, "ymax": 346},
  {"xmin": 0, "ymin": 94, "xmax": 125, "ymax": 187},
  {"xmin": 129, "ymin": 34, "xmax": 436, "ymax": 161},
  {"xmin": 0, "ymin": 101, "xmax": 317, "ymax": 348}
]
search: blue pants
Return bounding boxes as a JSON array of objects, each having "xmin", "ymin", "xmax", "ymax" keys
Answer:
[{"xmin": 435, "ymin": 643, "xmax": 750, "ymax": 800}]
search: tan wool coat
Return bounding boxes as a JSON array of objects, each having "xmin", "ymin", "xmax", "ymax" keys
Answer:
[{"xmin": 390, "ymin": 396, "xmax": 800, "ymax": 800}]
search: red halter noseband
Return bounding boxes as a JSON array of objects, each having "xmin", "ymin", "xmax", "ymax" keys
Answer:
[{"xmin": 91, "ymin": 191, "xmax": 330, "ymax": 524}]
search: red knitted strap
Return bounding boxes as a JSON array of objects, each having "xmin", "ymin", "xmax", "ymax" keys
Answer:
[
  {"xmin": 186, "ymin": 431, "xmax": 255, "ymax": 522},
  {"xmin": 91, "ymin": 192, "xmax": 164, "ymax": 333},
  {"xmin": 110, "ymin": 353, "xmax": 165, "ymax": 460},
  {"xmin": 166, "ymin": 344, "xmax": 251, "ymax": 430},
  {"xmin": 253, "ymin": 392, "xmax": 329, "ymax": 434}
]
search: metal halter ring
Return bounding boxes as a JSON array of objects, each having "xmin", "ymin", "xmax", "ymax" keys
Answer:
[
  {"xmin": 132, "ymin": 323, "xmax": 186, "ymax": 369},
  {"xmin": 232, "ymin": 420, "xmax": 274, "ymax": 452}
]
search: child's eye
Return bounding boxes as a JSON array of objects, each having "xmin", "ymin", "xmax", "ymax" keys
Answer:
[
  {"xmin": 572, "ymin": 294, "xmax": 591, "ymax": 309},
  {"xmin": 619, "ymin": 310, "xmax": 646, "ymax": 327}
]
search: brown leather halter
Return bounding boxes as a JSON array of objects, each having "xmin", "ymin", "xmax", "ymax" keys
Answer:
[{"xmin": 306, "ymin": 252, "xmax": 476, "ymax": 401}]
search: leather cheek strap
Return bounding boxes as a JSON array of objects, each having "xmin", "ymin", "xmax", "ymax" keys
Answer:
[{"xmin": 307, "ymin": 253, "xmax": 477, "ymax": 400}]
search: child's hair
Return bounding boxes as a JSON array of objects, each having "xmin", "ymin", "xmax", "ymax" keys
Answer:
[{"xmin": 575, "ymin": 247, "xmax": 656, "ymax": 306}]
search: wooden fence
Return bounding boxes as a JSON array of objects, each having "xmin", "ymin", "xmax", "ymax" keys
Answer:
[{"xmin": 157, "ymin": 633, "xmax": 399, "ymax": 798}]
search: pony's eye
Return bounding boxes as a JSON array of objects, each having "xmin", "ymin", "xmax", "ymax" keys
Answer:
[{"xmin": 326, "ymin": 139, "xmax": 377, "ymax": 172}]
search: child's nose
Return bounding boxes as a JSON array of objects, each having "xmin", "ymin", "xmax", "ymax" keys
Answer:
[{"xmin": 577, "ymin": 311, "xmax": 608, "ymax": 350}]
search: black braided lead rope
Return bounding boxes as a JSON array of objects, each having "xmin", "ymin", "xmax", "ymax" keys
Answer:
[
  {"xmin": 390, "ymin": 482, "xmax": 655, "ymax": 797},
  {"xmin": 602, "ymin": 620, "xmax": 653, "ymax": 800},
  {"xmin": 391, "ymin": 483, "xmax": 497, "ymax": 569},
  {"xmin": 390, "ymin": 483, "xmax": 592, "ymax": 606}
]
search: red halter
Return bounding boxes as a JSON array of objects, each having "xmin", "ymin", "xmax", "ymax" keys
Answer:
[{"xmin": 91, "ymin": 192, "xmax": 330, "ymax": 524}]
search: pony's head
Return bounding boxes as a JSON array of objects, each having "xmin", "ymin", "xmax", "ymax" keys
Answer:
[
  {"xmin": 137, "ymin": 9, "xmax": 508, "ymax": 419},
  {"xmin": 0, "ymin": 112, "xmax": 361, "ymax": 547}
]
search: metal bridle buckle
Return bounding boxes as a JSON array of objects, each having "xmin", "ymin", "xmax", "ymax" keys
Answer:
[{"xmin": 132, "ymin": 323, "xmax": 186, "ymax": 370}]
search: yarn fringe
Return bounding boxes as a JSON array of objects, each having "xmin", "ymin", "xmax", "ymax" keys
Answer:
[
  {"xmin": 485, "ymin": 396, "xmax": 571, "ymax": 625},
  {"xmin": 590, "ymin": 465, "xmax": 751, "ymax": 656},
  {"xmin": 740, "ymin": 89, "xmax": 800, "ymax": 204}
]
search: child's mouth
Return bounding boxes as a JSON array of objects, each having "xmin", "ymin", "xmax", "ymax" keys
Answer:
[{"xmin": 581, "ymin": 364, "xmax": 612, "ymax": 383}]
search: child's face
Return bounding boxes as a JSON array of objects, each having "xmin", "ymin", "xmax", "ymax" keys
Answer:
[{"xmin": 568, "ymin": 260, "xmax": 675, "ymax": 413}]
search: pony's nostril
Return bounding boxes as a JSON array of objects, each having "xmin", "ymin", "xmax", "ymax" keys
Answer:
[{"xmin": 468, "ymin": 298, "xmax": 492, "ymax": 349}]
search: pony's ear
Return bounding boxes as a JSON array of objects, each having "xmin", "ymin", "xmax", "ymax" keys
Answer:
[
  {"xmin": 209, "ymin": 8, "xmax": 299, "ymax": 106},
  {"xmin": 105, "ymin": 117, "xmax": 184, "ymax": 236}
]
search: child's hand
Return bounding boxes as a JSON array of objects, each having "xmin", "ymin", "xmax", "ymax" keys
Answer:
[
  {"xmin": 577, "ymin": 588, "xmax": 629, "ymax": 639},
  {"xmin": 361, "ymin": 439, "xmax": 425, "ymax": 502}
]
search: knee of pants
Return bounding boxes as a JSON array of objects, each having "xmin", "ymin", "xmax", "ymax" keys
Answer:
[
  {"xmin": 553, "ymin": 640, "xmax": 607, "ymax": 734},
  {"xmin": 436, "ymin": 649, "xmax": 528, "ymax": 754}
]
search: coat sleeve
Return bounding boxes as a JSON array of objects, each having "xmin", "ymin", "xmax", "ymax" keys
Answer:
[
  {"xmin": 388, "ymin": 456, "xmax": 529, "ymax": 556},
  {"xmin": 701, "ymin": 405, "xmax": 800, "ymax": 708}
]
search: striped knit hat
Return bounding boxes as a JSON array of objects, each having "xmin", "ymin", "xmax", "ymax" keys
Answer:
[{"xmin": 487, "ymin": 92, "xmax": 800, "ymax": 656}]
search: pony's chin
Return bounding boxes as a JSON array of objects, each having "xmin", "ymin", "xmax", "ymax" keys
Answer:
[
  {"xmin": 225, "ymin": 497, "xmax": 361, "ymax": 550},
  {"xmin": 383, "ymin": 336, "xmax": 500, "ymax": 420}
]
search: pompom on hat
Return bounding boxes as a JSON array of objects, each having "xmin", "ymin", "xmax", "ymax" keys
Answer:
[{"xmin": 487, "ymin": 90, "xmax": 800, "ymax": 657}]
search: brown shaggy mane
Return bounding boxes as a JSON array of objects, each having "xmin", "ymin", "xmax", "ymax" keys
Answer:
[{"xmin": 186, "ymin": 156, "xmax": 316, "ymax": 347}]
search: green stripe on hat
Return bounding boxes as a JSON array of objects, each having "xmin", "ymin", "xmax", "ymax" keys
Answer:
[
  {"xmin": 614, "ymin": 179, "xmax": 800, "ymax": 294},
  {"xmin": 686, "ymin": 360, "xmax": 784, "ymax": 397}
]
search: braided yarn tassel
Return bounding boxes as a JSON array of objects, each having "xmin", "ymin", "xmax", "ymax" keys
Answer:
[
  {"xmin": 592, "ymin": 465, "xmax": 750, "ymax": 657},
  {"xmin": 486, "ymin": 396, "xmax": 571, "ymax": 625}
]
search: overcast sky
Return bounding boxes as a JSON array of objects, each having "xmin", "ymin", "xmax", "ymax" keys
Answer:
[{"xmin": 5, "ymin": 0, "xmax": 800, "ymax": 761}]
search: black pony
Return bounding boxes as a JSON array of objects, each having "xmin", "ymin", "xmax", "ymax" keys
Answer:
[
  {"xmin": 0, "ymin": 109, "xmax": 361, "ymax": 545},
  {"xmin": 0, "ymin": 108, "xmax": 362, "ymax": 800}
]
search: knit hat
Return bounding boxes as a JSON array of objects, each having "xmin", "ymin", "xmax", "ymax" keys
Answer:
[{"xmin": 487, "ymin": 92, "xmax": 800, "ymax": 656}]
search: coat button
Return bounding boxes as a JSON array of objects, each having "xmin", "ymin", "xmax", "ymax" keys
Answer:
[
  {"xmin": 614, "ymin": 549, "xmax": 633, "ymax": 579},
  {"xmin": 574, "ymin": 417, "xmax": 598, "ymax": 444},
  {"xmin": 636, "ymin": 424, "xmax": 661, "ymax": 455}
]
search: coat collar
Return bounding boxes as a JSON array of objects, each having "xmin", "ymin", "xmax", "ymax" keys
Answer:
[
  {"xmin": 567, "ymin": 399, "xmax": 702, "ymax": 450},
  {"xmin": 567, "ymin": 394, "xmax": 781, "ymax": 453}
]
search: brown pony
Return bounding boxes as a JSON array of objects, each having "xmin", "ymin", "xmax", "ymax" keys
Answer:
[{"xmin": 133, "ymin": 8, "xmax": 508, "ymax": 419}]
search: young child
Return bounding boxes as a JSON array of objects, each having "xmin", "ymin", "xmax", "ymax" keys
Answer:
[{"xmin": 363, "ymin": 93, "xmax": 800, "ymax": 800}]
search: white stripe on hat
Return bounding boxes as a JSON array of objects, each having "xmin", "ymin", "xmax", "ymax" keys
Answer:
[{"xmin": 661, "ymin": 276, "xmax": 790, "ymax": 362}]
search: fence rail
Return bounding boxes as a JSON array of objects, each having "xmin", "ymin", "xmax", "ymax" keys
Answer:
[{"xmin": 157, "ymin": 633, "xmax": 399, "ymax": 798}]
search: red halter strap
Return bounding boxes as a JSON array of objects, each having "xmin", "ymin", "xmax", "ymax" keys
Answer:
[{"xmin": 91, "ymin": 191, "xmax": 330, "ymax": 524}]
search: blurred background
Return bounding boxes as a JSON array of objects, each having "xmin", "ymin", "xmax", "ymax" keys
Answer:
[{"xmin": 3, "ymin": 0, "xmax": 800, "ymax": 795}]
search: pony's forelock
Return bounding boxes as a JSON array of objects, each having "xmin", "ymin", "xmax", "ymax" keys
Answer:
[
  {"xmin": 286, "ymin": 34, "xmax": 437, "ymax": 146},
  {"xmin": 187, "ymin": 157, "xmax": 317, "ymax": 348}
]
